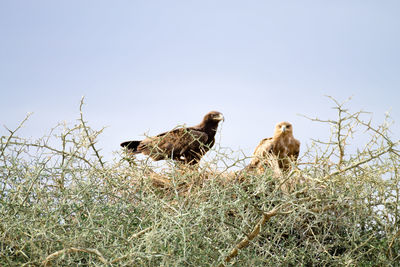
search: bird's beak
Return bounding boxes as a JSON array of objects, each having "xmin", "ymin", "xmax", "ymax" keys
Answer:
[
  {"xmin": 216, "ymin": 114, "xmax": 225, "ymax": 122},
  {"xmin": 281, "ymin": 125, "xmax": 287, "ymax": 132}
]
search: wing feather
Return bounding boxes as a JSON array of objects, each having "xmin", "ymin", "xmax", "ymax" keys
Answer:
[
  {"xmin": 248, "ymin": 137, "xmax": 274, "ymax": 168},
  {"xmin": 137, "ymin": 128, "xmax": 208, "ymax": 161}
]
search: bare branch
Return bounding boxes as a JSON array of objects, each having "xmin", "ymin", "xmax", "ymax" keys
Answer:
[{"xmin": 42, "ymin": 247, "xmax": 108, "ymax": 266}]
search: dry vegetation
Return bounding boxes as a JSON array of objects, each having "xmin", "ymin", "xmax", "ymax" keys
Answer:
[{"xmin": 1, "ymin": 98, "xmax": 399, "ymax": 266}]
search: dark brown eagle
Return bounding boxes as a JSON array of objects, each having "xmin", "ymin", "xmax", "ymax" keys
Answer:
[
  {"xmin": 121, "ymin": 111, "xmax": 224, "ymax": 165},
  {"xmin": 247, "ymin": 121, "xmax": 300, "ymax": 173}
]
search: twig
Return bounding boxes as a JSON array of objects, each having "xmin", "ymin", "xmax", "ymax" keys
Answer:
[
  {"xmin": 1, "ymin": 113, "xmax": 32, "ymax": 160},
  {"xmin": 79, "ymin": 97, "xmax": 104, "ymax": 168},
  {"xmin": 322, "ymin": 147, "xmax": 392, "ymax": 180},
  {"xmin": 220, "ymin": 206, "xmax": 282, "ymax": 265},
  {"xmin": 20, "ymin": 158, "xmax": 51, "ymax": 206},
  {"xmin": 9, "ymin": 141, "xmax": 93, "ymax": 167},
  {"xmin": 128, "ymin": 226, "xmax": 152, "ymax": 241},
  {"xmin": 336, "ymin": 104, "xmax": 345, "ymax": 167},
  {"xmin": 42, "ymin": 247, "xmax": 108, "ymax": 266},
  {"xmin": 387, "ymin": 229, "xmax": 400, "ymax": 258}
]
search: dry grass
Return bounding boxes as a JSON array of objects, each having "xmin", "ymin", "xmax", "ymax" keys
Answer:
[{"xmin": 1, "ymin": 97, "xmax": 399, "ymax": 266}]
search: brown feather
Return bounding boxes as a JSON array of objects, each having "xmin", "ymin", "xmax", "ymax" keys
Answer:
[
  {"xmin": 121, "ymin": 111, "xmax": 224, "ymax": 165},
  {"xmin": 248, "ymin": 121, "xmax": 300, "ymax": 172}
]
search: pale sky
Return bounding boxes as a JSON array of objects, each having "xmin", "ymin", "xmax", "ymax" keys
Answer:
[{"xmin": 1, "ymin": 1, "xmax": 399, "ymax": 163}]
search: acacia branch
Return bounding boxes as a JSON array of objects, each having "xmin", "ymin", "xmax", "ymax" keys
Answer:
[
  {"xmin": 128, "ymin": 226, "xmax": 152, "ymax": 241},
  {"xmin": 322, "ymin": 146, "xmax": 393, "ymax": 180},
  {"xmin": 220, "ymin": 206, "xmax": 282, "ymax": 265},
  {"xmin": 1, "ymin": 113, "xmax": 32, "ymax": 160},
  {"xmin": 9, "ymin": 141, "xmax": 93, "ymax": 167},
  {"xmin": 42, "ymin": 247, "xmax": 108, "ymax": 266},
  {"xmin": 79, "ymin": 97, "xmax": 104, "ymax": 168},
  {"xmin": 387, "ymin": 229, "xmax": 400, "ymax": 258}
]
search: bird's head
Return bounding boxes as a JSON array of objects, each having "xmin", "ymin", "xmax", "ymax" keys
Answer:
[
  {"xmin": 274, "ymin": 121, "xmax": 293, "ymax": 136},
  {"xmin": 203, "ymin": 111, "xmax": 224, "ymax": 123}
]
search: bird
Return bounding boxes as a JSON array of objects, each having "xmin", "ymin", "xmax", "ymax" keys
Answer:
[
  {"xmin": 247, "ymin": 121, "xmax": 300, "ymax": 173},
  {"xmin": 121, "ymin": 111, "xmax": 224, "ymax": 165}
]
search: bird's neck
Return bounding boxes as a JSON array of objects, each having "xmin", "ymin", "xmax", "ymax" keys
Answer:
[
  {"xmin": 273, "ymin": 132, "xmax": 291, "ymax": 141},
  {"xmin": 196, "ymin": 121, "xmax": 219, "ymax": 136}
]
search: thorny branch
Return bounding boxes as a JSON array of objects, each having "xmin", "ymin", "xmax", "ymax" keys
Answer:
[
  {"xmin": 0, "ymin": 112, "xmax": 32, "ymax": 160},
  {"xmin": 220, "ymin": 206, "xmax": 283, "ymax": 266},
  {"xmin": 79, "ymin": 97, "xmax": 105, "ymax": 168},
  {"xmin": 42, "ymin": 247, "xmax": 108, "ymax": 266}
]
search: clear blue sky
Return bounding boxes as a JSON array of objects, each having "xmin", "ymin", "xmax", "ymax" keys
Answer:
[{"xmin": 1, "ymin": 1, "xmax": 399, "ymax": 162}]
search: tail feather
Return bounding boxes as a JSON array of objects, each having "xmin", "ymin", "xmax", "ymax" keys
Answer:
[{"xmin": 120, "ymin": 140, "xmax": 141, "ymax": 153}]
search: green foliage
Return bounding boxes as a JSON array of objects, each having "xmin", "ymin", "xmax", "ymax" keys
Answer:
[{"xmin": 1, "ymin": 98, "xmax": 399, "ymax": 266}]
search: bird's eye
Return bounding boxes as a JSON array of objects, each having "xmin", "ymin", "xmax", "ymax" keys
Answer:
[{"xmin": 287, "ymin": 125, "xmax": 291, "ymax": 128}]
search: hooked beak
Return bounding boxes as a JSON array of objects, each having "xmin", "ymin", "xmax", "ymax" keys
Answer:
[
  {"xmin": 281, "ymin": 125, "xmax": 287, "ymax": 132},
  {"xmin": 216, "ymin": 113, "xmax": 225, "ymax": 122}
]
